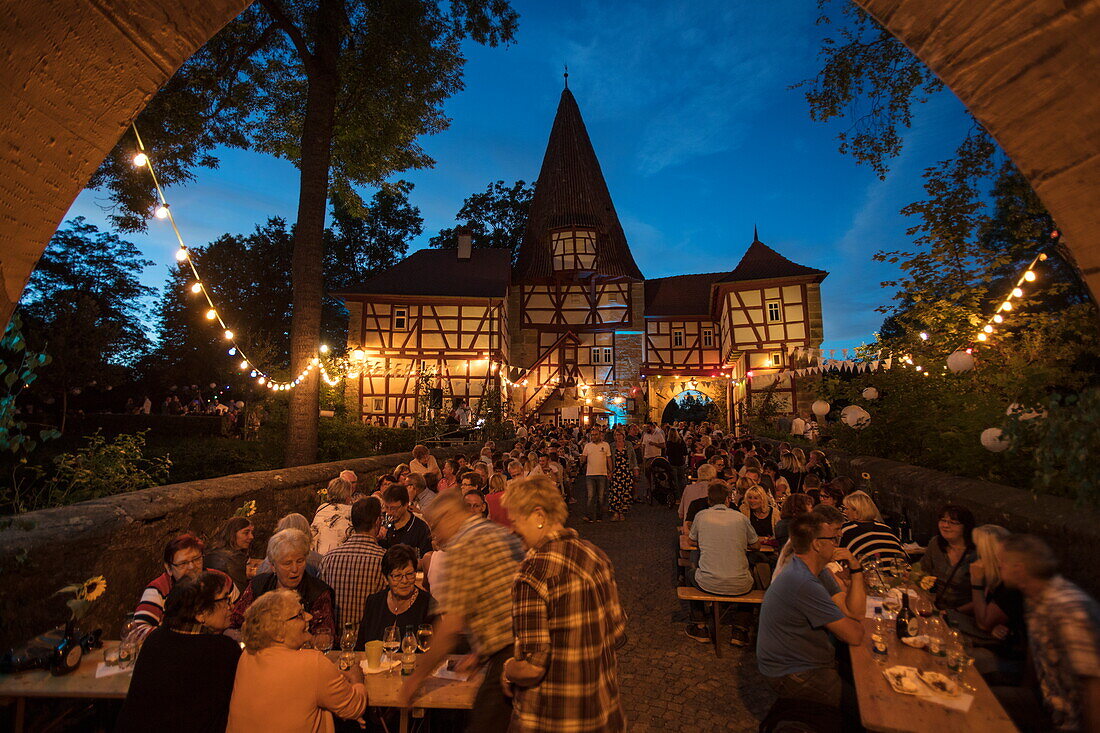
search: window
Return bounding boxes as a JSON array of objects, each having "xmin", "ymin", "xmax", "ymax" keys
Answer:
[
  {"xmin": 591, "ymin": 347, "xmax": 613, "ymax": 364},
  {"xmin": 770, "ymin": 351, "xmax": 783, "ymax": 368},
  {"xmin": 672, "ymin": 329, "xmax": 684, "ymax": 348},
  {"xmin": 702, "ymin": 329, "xmax": 714, "ymax": 348},
  {"xmin": 371, "ymin": 397, "xmax": 385, "ymax": 413},
  {"xmin": 591, "ymin": 347, "xmax": 602, "ymax": 364},
  {"xmin": 766, "ymin": 300, "xmax": 782, "ymax": 323},
  {"xmin": 550, "ymin": 228, "xmax": 597, "ymax": 271},
  {"xmin": 393, "ymin": 306, "xmax": 408, "ymax": 331},
  {"xmin": 602, "ymin": 347, "xmax": 613, "ymax": 364}
]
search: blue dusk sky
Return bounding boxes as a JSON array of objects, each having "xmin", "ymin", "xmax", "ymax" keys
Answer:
[{"xmin": 67, "ymin": 0, "xmax": 974, "ymax": 352}]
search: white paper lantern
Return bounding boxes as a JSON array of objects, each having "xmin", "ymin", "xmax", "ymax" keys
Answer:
[
  {"xmin": 980, "ymin": 427, "xmax": 1010, "ymax": 452},
  {"xmin": 862, "ymin": 387, "xmax": 879, "ymax": 400},
  {"xmin": 1005, "ymin": 403, "xmax": 1046, "ymax": 421},
  {"xmin": 841, "ymin": 405, "xmax": 870, "ymax": 429},
  {"xmin": 236, "ymin": 401, "xmax": 246, "ymax": 409},
  {"xmin": 947, "ymin": 351, "xmax": 975, "ymax": 373},
  {"xmin": 811, "ymin": 399, "xmax": 831, "ymax": 416}
]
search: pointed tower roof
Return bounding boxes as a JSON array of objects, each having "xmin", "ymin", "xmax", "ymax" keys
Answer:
[
  {"xmin": 719, "ymin": 230, "xmax": 827, "ymax": 283},
  {"xmin": 514, "ymin": 89, "xmax": 644, "ymax": 280}
]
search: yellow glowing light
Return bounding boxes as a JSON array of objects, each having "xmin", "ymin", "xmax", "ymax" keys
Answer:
[
  {"xmin": 175, "ymin": 248, "xmax": 189, "ymax": 262},
  {"xmin": 319, "ymin": 344, "xmax": 329, "ymax": 354},
  {"xmin": 132, "ymin": 152, "xmax": 149, "ymax": 167},
  {"xmin": 205, "ymin": 309, "xmax": 217, "ymax": 321},
  {"xmin": 993, "ymin": 314, "xmax": 1003, "ymax": 324},
  {"xmin": 189, "ymin": 282, "xmax": 202, "ymax": 294},
  {"xmin": 977, "ymin": 333, "xmax": 988, "ymax": 342},
  {"xmin": 1001, "ymin": 301, "xmax": 1013, "ymax": 312},
  {"xmin": 350, "ymin": 349, "xmax": 365, "ymax": 361},
  {"xmin": 1023, "ymin": 270, "xmax": 1036, "ymax": 282},
  {"xmin": 239, "ymin": 360, "xmax": 249, "ymax": 370},
  {"xmin": 983, "ymin": 324, "xmax": 994, "ymax": 334},
  {"xmin": 155, "ymin": 204, "xmax": 170, "ymax": 219},
  {"xmin": 1011, "ymin": 287, "xmax": 1024, "ymax": 298},
  {"xmin": 257, "ymin": 377, "xmax": 266, "ymax": 386},
  {"xmin": 223, "ymin": 330, "xmax": 234, "ymax": 340}
]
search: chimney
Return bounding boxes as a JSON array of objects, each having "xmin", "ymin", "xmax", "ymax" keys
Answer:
[{"xmin": 456, "ymin": 225, "xmax": 472, "ymax": 260}]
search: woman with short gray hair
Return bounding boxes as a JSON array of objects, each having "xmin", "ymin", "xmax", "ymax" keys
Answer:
[
  {"xmin": 227, "ymin": 590, "xmax": 366, "ymax": 732},
  {"xmin": 256, "ymin": 513, "xmax": 323, "ymax": 577},
  {"xmin": 312, "ymin": 477, "xmax": 354, "ymax": 555},
  {"xmin": 230, "ymin": 529, "xmax": 336, "ymax": 638}
]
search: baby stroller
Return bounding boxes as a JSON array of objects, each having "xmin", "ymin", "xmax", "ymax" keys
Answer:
[{"xmin": 648, "ymin": 456, "xmax": 677, "ymax": 508}]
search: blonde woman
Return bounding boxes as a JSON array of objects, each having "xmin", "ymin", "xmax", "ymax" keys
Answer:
[
  {"xmin": 739, "ymin": 485, "xmax": 780, "ymax": 538},
  {"xmin": 838, "ymin": 491, "xmax": 905, "ymax": 561},
  {"xmin": 502, "ymin": 476, "xmax": 627, "ymax": 732},
  {"xmin": 485, "ymin": 472, "xmax": 512, "ymax": 529},
  {"xmin": 969, "ymin": 525, "xmax": 1020, "ymax": 636}
]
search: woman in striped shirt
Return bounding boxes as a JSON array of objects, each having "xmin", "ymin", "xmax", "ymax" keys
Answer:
[{"xmin": 839, "ymin": 491, "xmax": 906, "ymax": 561}]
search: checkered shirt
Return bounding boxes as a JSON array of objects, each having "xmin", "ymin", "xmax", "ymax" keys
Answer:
[
  {"xmin": 1026, "ymin": 575, "xmax": 1100, "ymax": 730},
  {"xmin": 432, "ymin": 516, "xmax": 524, "ymax": 657},
  {"xmin": 320, "ymin": 533, "xmax": 386, "ymax": 629},
  {"xmin": 511, "ymin": 528, "xmax": 628, "ymax": 733}
]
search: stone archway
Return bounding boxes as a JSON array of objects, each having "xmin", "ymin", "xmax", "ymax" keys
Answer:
[
  {"xmin": 1, "ymin": 0, "xmax": 1099, "ymax": 330},
  {"xmin": 0, "ymin": 0, "xmax": 251, "ymax": 326},
  {"xmin": 647, "ymin": 378, "xmax": 725, "ymax": 424}
]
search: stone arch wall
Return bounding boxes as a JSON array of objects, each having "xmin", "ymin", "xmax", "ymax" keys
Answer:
[
  {"xmin": 647, "ymin": 379, "xmax": 723, "ymax": 423},
  {"xmin": 0, "ymin": 0, "xmax": 251, "ymax": 326}
]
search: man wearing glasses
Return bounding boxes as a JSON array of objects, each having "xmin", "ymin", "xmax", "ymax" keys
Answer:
[{"xmin": 757, "ymin": 513, "xmax": 865, "ymax": 710}]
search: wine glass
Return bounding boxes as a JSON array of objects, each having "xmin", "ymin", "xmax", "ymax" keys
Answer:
[
  {"xmin": 312, "ymin": 630, "xmax": 333, "ymax": 653},
  {"xmin": 382, "ymin": 625, "xmax": 400, "ymax": 675},
  {"xmin": 417, "ymin": 624, "xmax": 433, "ymax": 652}
]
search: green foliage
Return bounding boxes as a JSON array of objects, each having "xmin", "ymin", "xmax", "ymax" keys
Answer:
[
  {"xmin": 744, "ymin": 382, "xmax": 784, "ymax": 436},
  {"xmin": 662, "ymin": 392, "xmax": 717, "ymax": 425},
  {"xmin": 0, "ymin": 315, "xmax": 58, "ymax": 455},
  {"xmin": 1025, "ymin": 387, "xmax": 1100, "ymax": 505},
  {"xmin": 317, "ymin": 418, "xmax": 415, "ymax": 462},
  {"xmin": 429, "ymin": 180, "xmax": 534, "ymax": 264}
]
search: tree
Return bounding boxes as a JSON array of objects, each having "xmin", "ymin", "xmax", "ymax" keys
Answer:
[
  {"xmin": 429, "ymin": 179, "xmax": 533, "ymax": 263},
  {"xmin": 19, "ymin": 218, "xmax": 156, "ymax": 430},
  {"xmin": 90, "ymin": 0, "xmax": 518, "ymax": 466}
]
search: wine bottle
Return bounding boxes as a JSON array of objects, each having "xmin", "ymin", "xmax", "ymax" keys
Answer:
[{"xmin": 895, "ymin": 591, "xmax": 918, "ymax": 640}]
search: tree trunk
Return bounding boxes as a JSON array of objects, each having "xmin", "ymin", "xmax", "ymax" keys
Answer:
[{"xmin": 283, "ymin": 0, "xmax": 342, "ymax": 467}]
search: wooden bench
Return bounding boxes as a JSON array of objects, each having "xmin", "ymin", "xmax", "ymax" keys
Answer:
[{"xmin": 676, "ymin": 586, "xmax": 766, "ymax": 657}]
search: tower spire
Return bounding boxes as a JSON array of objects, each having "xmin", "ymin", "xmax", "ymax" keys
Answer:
[
  {"xmin": 753, "ymin": 224, "xmax": 760, "ymax": 243},
  {"xmin": 563, "ymin": 64, "xmax": 569, "ymax": 90}
]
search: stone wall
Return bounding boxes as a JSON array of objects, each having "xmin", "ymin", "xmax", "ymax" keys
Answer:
[
  {"xmin": 788, "ymin": 441, "xmax": 1100, "ymax": 598},
  {"xmin": 0, "ymin": 447, "xmax": 465, "ymax": 648}
]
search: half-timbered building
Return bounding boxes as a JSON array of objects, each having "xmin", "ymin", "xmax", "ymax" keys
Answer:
[{"xmin": 338, "ymin": 87, "xmax": 828, "ymax": 428}]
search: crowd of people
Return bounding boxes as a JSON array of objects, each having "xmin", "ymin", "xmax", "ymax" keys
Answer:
[{"xmin": 114, "ymin": 439, "xmax": 627, "ymax": 733}]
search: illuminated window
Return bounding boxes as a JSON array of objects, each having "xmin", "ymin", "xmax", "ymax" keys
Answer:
[
  {"xmin": 702, "ymin": 329, "xmax": 714, "ymax": 348},
  {"xmin": 603, "ymin": 347, "xmax": 613, "ymax": 364},
  {"xmin": 766, "ymin": 300, "xmax": 782, "ymax": 323},
  {"xmin": 770, "ymin": 351, "xmax": 783, "ymax": 367},
  {"xmin": 551, "ymin": 228, "xmax": 597, "ymax": 271},
  {"xmin": 591, "ymin": 347, "xmax": 602, "ymax": 364},
  {"xmin": 672, "ymin": 329, "xmax": 684, "ymax": 348},
  {"xmin": 393, "ymin": 307, "xmax": 408, "ymax": 331},
  {"xmin": 591, "ymin": 347, "xmax": 614, "ymax": 364}
]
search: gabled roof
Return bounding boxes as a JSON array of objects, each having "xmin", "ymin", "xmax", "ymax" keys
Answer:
[
  {"xmin": 334, "ymin": 248, "xmax": 511, "ymax": 299},
  {"xmin": 719, "ymin": 234, "xmax": 827, "ymax": 284},
  {"xmin": 514, "ymin": 89, "xmax": 644, "ymax": 281},
  {"xmin": 644, "ymin": 273, "xmax": 725, "ymax": 316}
]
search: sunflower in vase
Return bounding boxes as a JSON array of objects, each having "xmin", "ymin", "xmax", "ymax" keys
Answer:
[{"xmin": 55, "ymin": 575, "xmax": 107, "ymax": 621}]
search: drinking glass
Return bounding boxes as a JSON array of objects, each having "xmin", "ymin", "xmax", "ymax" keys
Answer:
[
  {"xmin": 417, "ymin": 624, "xmax": 433, "ymax": 653},
  {"xmin": 382, "ymin": 626, "xmax": 400, "ymax": 675},
  {"xmin": 338, "ymin": 622, "xmax": 357, "ymax": 671},
  {"xmin": 312, "ymin": 631, "xmax": 333, "ymax": 653}
]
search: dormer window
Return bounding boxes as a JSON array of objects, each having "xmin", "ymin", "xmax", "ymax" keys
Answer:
[{"xmin": 551, "ymin": 228, "xmax": 597, "ymax": 271}]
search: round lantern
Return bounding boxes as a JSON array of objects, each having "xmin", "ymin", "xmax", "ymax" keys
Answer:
[
  {"xmin": 841, "ymin": 405, "xmax": 870, "ymax": 429},
  {"xmin": 980, "ymin": 427, "xmax": 1010, "ymax": 452},
  {"xmin": 947, "ymin": 351, "xmax": 975, "ymax": 373},
  {"xmin": 862, "ymin": 387, "xmax": 879, "ymax": 400},
  {"xmin": 811, "ymin": 400, "xmax": 831, "ymax": 417},
  {"xmin": 236, "ymin": 401, "xmax": 246, "ymax": 409}
]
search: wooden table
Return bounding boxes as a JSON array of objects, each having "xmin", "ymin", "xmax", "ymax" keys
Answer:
[
  {"xmin": 0, "ymin": 642, "xmax": 482, "ymax": 733},
  {"xmin": 849, "ymin": 609, "xmax": 1017, "ymax": 732},
  {"xmin": 679, "ymin": 533, "xmax": 775, "ymax": 553}
]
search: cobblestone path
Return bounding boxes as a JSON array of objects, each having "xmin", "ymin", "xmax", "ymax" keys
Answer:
[{"xmin": 573, "ymin": 502, "xmax": 774, "ymax": 731}]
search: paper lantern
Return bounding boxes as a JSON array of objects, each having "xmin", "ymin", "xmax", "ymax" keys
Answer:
[
  {"xmin": 947, "ymin": 351, "xmax": 975, "ymax": 373},
  {"xmin": 841, "ymin": 405, "xmax": 870, "ymax": 429},
  {"xmin": 811, "ymin": 400, "xmax": 831, "ymax": 416},
  {"xmin": 862, "ymin": 387, "xmax": 879, "ymax": 400},
  {"xmin": 1005, "ymin": 403, "xmax": 1046, "ymax": 421},
  {"xmin": 980, "ymin": 427, "xmax": 1009, "ymax": 452},
  {"xmin": 236, "ymin": 401, "xmax": 246, "ymax": 409}
]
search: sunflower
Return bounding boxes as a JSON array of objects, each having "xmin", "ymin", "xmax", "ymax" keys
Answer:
[{"xmin": 80, "ymin": 575, "xmax": 107, "ymax": 602}]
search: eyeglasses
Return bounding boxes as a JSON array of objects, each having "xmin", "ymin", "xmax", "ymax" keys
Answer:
[
  {"xmin": 212, "ymin": 595, "xmax": 231, "ymax": 607},
  {"xmin": 284, "ymin": 609, "xmax": 306, "ymax": 622},
  {"xmin": 389, "ymin": 571, "xmax": 416, "ymax": 582},
  {"xmin": 171, "ymin": 555, "xmax": 204, "ymax": 568}
]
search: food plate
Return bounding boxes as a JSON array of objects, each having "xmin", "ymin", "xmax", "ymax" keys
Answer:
[
  {"xmin": 918, "ymin": 670, "xmax": 960, "ymax": 697},
  {"xmin": 883, "ymin": 665, "xmax": 923, "ymax": 695},
  {"xmin": 901, "ymin": 635, "xmax": 930, "ymax": 649},
  {"xmin": 361, "ymin": 656, "xmax": 401, "ymax": 674}
]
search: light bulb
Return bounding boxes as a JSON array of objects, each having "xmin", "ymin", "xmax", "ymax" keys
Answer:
[
  {"xmin": 1001, "ymin": 301, "xmax": 1013, "ymax": 312},
  {"xmin": 977, "ymin": 333, "xmax": 988, "ymax": 342},
  {"xmin": 223, "ymin": 330, "xmax": 234, "ymax": 340},
  {"xmin": 1012, "ymin": 287, "xmax": 1024, "ymax": 298},
  {"xmin": 1023, "ymin": 270, "xmax": 1036, "ymax": 282},
  {"xmin": 228, "ymin": 347, "xmax": 237, "ymax": 356},
  {"xmin": 319, "ymin": 344, "xmax": 330, "ymax": 354},
  {"xmin": 915, "ymin": 366, "xmax": 923, "ymax": 372},
  {"xmin": 983, "ymin": 324, "xmax": 994, "ymax": 333},
  {"xmin": 257, "ymin": 377, "xmax": 266, "ymax": 386},
  {"xmin": 993, "ymin": 314, "xmax": 1003, "ymax": 323},
  {"xmin": 155, "ymin": 204, "xmax": 170, "ymax": 219},
  {"xmin": 250, "ymin": 370, "xmax": 257, "ymax": 378},
  {"xmin": 204, "ymin": 309, "xmax": 216, "ymax": 321},
  {"xmin": 190, "ymin": 282, "xmax": 202, "ymax": 294},
  {"xmin": 175, "ymin": 248, "xmax": 188, "ymax": 262},
  {"xmin": 239, "ymin": 360, "xmax": 248, "ymax": 370},
  {"xmin": 919, "ymin": 332, "xmax": 929, "ymax": 340},
  {"xmin": 132, "ymin": 152, "xmax": 149, "ymax": 167}
]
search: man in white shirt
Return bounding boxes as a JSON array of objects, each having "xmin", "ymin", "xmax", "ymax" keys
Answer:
[
  {"xmin": 639, "ymin": 422, "xmax": 666, "ymax": 501},
  {"xmin": 790, "ymin": 413, "xmax": 808, "ymax": 439},
  {"xmin": 527, "ymin": 453, "xmax": 562, "ymax": 489},
  {"xmin": 581, "ymin": 428, "xmax": 612, "ymax": 522}
]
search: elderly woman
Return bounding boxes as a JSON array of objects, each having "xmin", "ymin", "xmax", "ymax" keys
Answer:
[
  {"xmin": 409, "ymin": 444, "xmax": 441, "ymax": 478},
  {"xmin": 503, "ymin": 475, "xmax": 627, "ymax": 733},
  {"xmin": 117, "ymin": 572, "xmax": 241, "ymax": 732},
  {"xmin": 257, "ymin": 513, "xmax": 323, "ymax": 577},
  {"xmin": 839, "ymin": 490, "xmax": 906, "ymax": 561},
  {"xmin": 355, "ymin": 544, "xmax": 434, "ymax": 648},
  {"xmin": 204, "ymin": 516, "xmax": 254, "ymax": 592},
  {"xmin": 132, "ymin": 534, "xmax": 238, "ymax": 640},
  {"xmin": 311, "ymin": 477, "xmax": 353, "ymax": 555},
  {"xmin": 232, "ymin": 529, "xmax": 336, "ymax": 637},
  {"xmin": 740, "ymin": 485, "xmax": 779, "ymax": 539},
  {"xmin": 227, "ymin": 590, "xmax": 366, "ymax": 733},
  {"xmin": 921, "ymin": 504, "xmax": 978, "ymax": 611}
]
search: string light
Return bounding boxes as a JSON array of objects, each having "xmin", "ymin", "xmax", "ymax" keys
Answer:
[
  {"xmin": 155, "ymin": 204, "xmax": 170, "ymax": 219},
  {"xmin": 190, "ymin": 282, "xmax": 202, "ymax": 294},
  {"xmin": 132, "ymin": 152, "xmax": 149, "ymax": 167}
]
